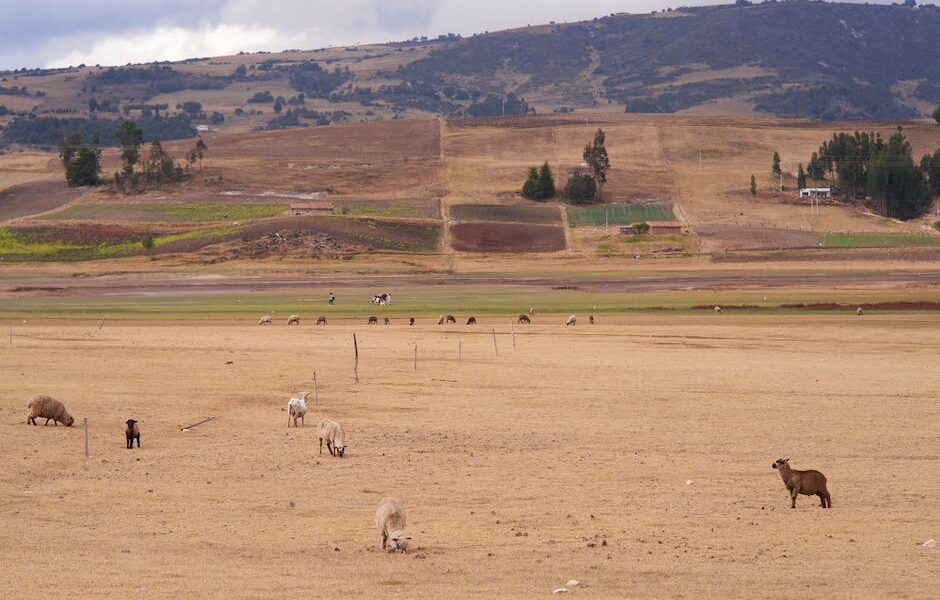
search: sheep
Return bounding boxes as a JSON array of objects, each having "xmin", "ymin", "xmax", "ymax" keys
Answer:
[
  {"xmin": 437, "ymin": 315, "xmax": 445, "ymax": 325},
  {"xmin": 772, "ymin": 458, "xmax": 831, "ymax": 509},
  {"xmin": 287, "ymin": 391, "xmax": 309, "ymax": 428},
  {"xmin": 589, "ymin": 315, "xmax": 595, "ymax": 324},
  {"xmin": 566, "ymin": 315, "xmax": 576, "ymax": 326},
  {"xmin": 384, "ymin": 317, "xmax": 391, "ymax": 325},
  {"xmin": 466, "ymin": 317, "xmax": 477, "ymax": 325},
  {"xmin": 446, "ymin": 315, "xmax": 456, "ymax": 324},
  {"xmin": 518, "ymin": 314, "xmax": 531, "ymax": 324},
  {"xmin": 528, "ymin": 307, "xmax": 536, "ymax": 315},
  {"xmin": 368, "ymin": 316, "xmax": 378, "ymax": 325},
  {"xmin": 375, "ymin": 498, "xmax": 411, "ymax": 553},
  {"xmin": 714, "ymin": 306, "xmax": 723, "ymax": 315},
  {"xmin": 316, "ymin": 316, "xmax": 327, "ymax": 326},
  {"xmin": 287, "ymin": 314, "xmax": 301, "ymax": 326},
  {"xmin": 26, "ymin": 395, "xmax": 74, "ymax": 427},
  {"xmin": 856, "ymin": 307, "xmax": 864, "ymax": 316},
  {"xmin": 258, "ymin": 315, "xmax": 273, "ymax": 325},
  {"xmin": 317, "ymin": 418, "xmax": 346, "ymax": 457},
  {"xmin": 125, "ymin": 419, "xmax": 140, "ymax": 449},
  {"xmin": 409, "ymin": 317, "xmax": 415, "ymax": 326}
]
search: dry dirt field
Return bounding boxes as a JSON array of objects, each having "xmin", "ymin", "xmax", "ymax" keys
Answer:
[{"xmin": 1, "ymin": 315, "xmax": 937, "ymax": 599}]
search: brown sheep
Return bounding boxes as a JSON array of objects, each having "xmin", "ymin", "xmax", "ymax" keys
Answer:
[
  {"xmin": 125, "ymin": 419, "xmax": 140, "ymax": 449},
  {"xmin": 589, "ymin": 315, "xmax": 595, "ymax": 324},
  {"xmin": 466, "ymin": 317, "xmax": 477, "ymax": 325},
  {"xmin": 316, "ymin": 316, "xmax": 327, "ymax": 326},
  {"xmin": 446, "ymin": 315, "xmax": 456, "ymax": 324},
  {"xmin": 368, "ymin": 316, "xmax": 378, "ymax": 325},
  {"xmin": 409, "ymin": 317, "xmax": 415, "ymax": 326},
  {"xmin": 772, "ymin": 458, "xmax": 831, "ymax": 509},
  {"xmin": 518, "ymin": 314, "xmax": 531, "ymax": 324},
  {"xmin": 384, "ymin": 317, "xmax": 391, "ymax": 325},
  {"xmin": 26, "ymin": 395, "xmax": 74, "ymax": 427}
]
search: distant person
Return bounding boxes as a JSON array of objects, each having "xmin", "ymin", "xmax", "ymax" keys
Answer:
[{"xmin": 328, "ymin": 292, "xmax": 336, "ymax": 306}]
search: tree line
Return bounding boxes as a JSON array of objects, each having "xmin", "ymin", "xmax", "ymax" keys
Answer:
[{"xmin": 521, "ymin": 129, "xmax": 610, "ymax": 204}]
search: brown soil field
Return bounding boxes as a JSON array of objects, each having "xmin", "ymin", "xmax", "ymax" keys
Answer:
[
  {"xmin": 1, "ymin": 316, "xmax": 937, "ymax": 598},
  {"xmin": 450, "ymin": 222, "xmax": 567, "ymax": 253},
  {"xmin": 450, "ymin": 203, "xmax": 562, "ymax": 224},
  {"xmin": 0, "ymin": 180, "xmax": 86, "ymax": 221}
]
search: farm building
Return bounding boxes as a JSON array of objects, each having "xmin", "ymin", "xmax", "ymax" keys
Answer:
[
  {"xmin": 290, "ymin": 202, "xmax": 335, "ymax": 216},
  {"xmin": 800, "ymin": 187, "xmax": 831, "ymax": 198}
]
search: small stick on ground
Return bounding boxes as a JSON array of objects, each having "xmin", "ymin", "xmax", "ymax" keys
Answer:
[
  {"xmin": 180, "ymin": 416, "xmax": 216, "ymax": 431},
  {"xmin": 353, "ymin": 333, "xmax": 360, "ymax": 383},
  {"xmin": 492, "ymin": 329, "xmax": 499, "ymax": 357},
  {"xmin": 83, "ymin": 417, "xmax": 89, "ymax": 459},
  {"xmin": 414, "ymin": 344, "xmax": 418, "ymax": 371}
]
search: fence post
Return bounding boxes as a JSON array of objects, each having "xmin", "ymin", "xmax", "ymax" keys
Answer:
[
  {"xmin": 353, "ymin": 334, "xmax": 359, "ymax": 383},
  {"xmin": 492, "ymin": 329, "xmax": 499, "ymax": 357},
  {"xmin": 83, "ymin": 418, "xmax": 89, "ymax": 459}
]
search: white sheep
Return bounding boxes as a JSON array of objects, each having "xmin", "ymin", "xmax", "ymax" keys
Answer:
[
  {"xmin": 565, "ymin": 315, "xmax": 576, "ymax": 326},
  {"xmin": 856, "ymin": 307, "xmax": 864, "ymax": 316},
  {"xmin": 317, "ymin": 418, "xmax": 346, "ymax": 457},
  {"xmin": 26, "ymin": 395, "xmax": 74, "ymax": 427},
  {"xmin": 287, "ymin": 314, "xmax": 301, "ymax": 325},
  {"xmin": 375, "ymin": 498, "xmax": 410, "ymax": 552},
  {"xmin": 287, "ymin": 391, "xmax": 309, "ymax": 427},
  {"xmin": 714, "ymin": 306, "xmax": 723, "ymax": 315},
  {"xmin": 259, "ymin": 315, "xmax": 273, "ymax": 325}
]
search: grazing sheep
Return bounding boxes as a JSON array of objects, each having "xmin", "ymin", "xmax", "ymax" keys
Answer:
[
  {"xmin": 566, "ymin": 315, "xmax": 576, "ymax": 326},
  {"xmin": 316, "ymin": 316, "xmax": 327, "ymax": 326},
  {"xmin": 409, "ymin": 317, "xmax": 415, "ymax": 326},
  {"xmin": 125, "ymin": 419, "xmax": 140, "ymax": 449},
  {"xmin": 714, "ymin": 306, "xmax": 723, "ymax": 315},
  {"xmin": 328, "ymin": 292, "xmax": 335, "ymax": 306},
  {"xmin": 856, "ymin": 307, "xmax": 864, "ymax": 316},
  {"xmin": 287, "ymin": 314, "xmax": 301, "ymax": 326},
  {"xmin": 318, "ymin": 418, "xmax": 346, "ymax": 457},
  {"xmin": 772, "ymin": 458, "xmax": 831, "ymax": 509},
  {"xmin": 258, "ymin": 315, "xmax": 273, "ymax": 325},
  {"xmin": 26, "ymin": 395, "xmax": 74, "ymax": 427},
  {"xmin": 446, "ymin": 315, "xmax": 456, "ymax": 324},
  {"xmin": 518, "ymin": 314, "xmax": 531, "ymax": 324},
  {"xmin": 466, "ymin": 317, "xmax": 477, "ymax": 325},
  {"xmin": 375, "ymin": 498, "xmax": 411, "ymax": 553},
  {"xmin": 368, "ymin": 316, "xmax": 378, "ymax": 325},
  {"xmin": 287, "ymin": 391, "xmax": 309, "ymax": 428},
  {"xmin": 437, "ymin": 315, "xmax": 445, "ymax": 325},
  {"xmin": 589, "ymin": 315, "xmax": 595, "ymax": 324},
  {"xmin": 384, "ymin": 317, "xmax": 391, "ymax": 325}
]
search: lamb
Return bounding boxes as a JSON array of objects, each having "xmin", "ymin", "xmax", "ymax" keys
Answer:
[
  {"xmin": 368, "ymin": 316, "xmax": 378, "ymax": 325},
  {"xmin": 375, "ymin": 498, "xmax": 411, "ymax": 553},
  {"xmin": 258, "ymin": 315, "xmax": 273, "ymax": 325},
  {"xmin": 856, "ymin": 307, "xmax": 864, "ymax": 316},
  {"xmin": 316, "ymin": 316, "xmax": 327, "ymax": 326},
  {"xmin": 384, "ymin": 317, "xmax": 391, "ymax": 325},
  {"xmin": 409, "ymin": 317, "xmax": 415, "ymax": 326},
  {"xmin": 772, "ymin": 458, "xmax": 831, "ymax": 509},
  {"xmin": 446, "ymin": 315, "xmax": 457, "ymax": 324},
  {"xmin": 125, "ymin": 419, "xmax": 140, "ymax": 449},
  {"xmin": 714, "ymin": 306, "xmax": 723, "ymax": 315},
  {"xmin": 287, "ymin": 314, "xmax": 301, "ymax": 325},
  {"xmin": 518, "ymin": 314, "xmax": 531, "ymax": 324},
  {"xmin": 317, "ymin": 418, "xmax": 346, "ymax": 457},
  {"xmin": 287, "ymin": 391, "xmax": 309, "ymax": 427},
  {"xmin": 466, "ymin": 317, "xmax": 477, "ymax": 325},
  {"xmin": 26, "ymin": 395, "xmax": 74, "ymax": 427},
  {"xmin": 566, "ymin": 315, "xmax": 576, "ymax": 326}
]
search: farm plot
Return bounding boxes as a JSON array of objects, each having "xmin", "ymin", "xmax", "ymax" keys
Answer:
[
  {"xmin": 0, "ymin": 180, "xmax": 85, "ymax": 221},
  {"xmin": 567, "ymin": 202, "xmax": 675, "ymax": 227},
  {"xmin": 238, "ymin": 216, "xmax": 442, "ymax": 253},
  {"xmin": 450, "ymin": 222, "xmax": 566, "ymax": 253},
  {"xmin": 450, "ymin": 203, "xmax": 561, "ymax": 224},
  {"xmin": 40, "ymin": 202, "xmax": 289, "ymax": 223}
]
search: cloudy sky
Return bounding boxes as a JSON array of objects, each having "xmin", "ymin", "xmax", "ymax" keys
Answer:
[{"xmin": 0, "ymin": 0, "xmax": 895, "ymax": 70}]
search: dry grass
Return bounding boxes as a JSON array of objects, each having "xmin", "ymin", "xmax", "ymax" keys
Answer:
[{"xmin": 0, "ymin": 315, "xmax": 937, "ymax": 598}]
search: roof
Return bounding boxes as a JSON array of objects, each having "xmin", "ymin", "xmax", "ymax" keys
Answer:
[{"xmin": 290, "ymin": 202, "xmax": 335, "ymax": 210}]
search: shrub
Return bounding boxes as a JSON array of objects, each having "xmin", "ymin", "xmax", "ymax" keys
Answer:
[
  {"xmin": 141, "ymin": 234, "xmax": 155, "ymax": 249},
  {"xmin": 564, "ymin": 173, "xmax": 596, "ymax": 204},
  {"xmin": 633, "ymin": 221, "xmax": 650, "ymax": 233}
]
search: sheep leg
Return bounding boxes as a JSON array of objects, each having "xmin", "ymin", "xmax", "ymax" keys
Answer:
[
  {"xmin": 319, "ymin": 438, "xmax": 323, "ymax": 455},
  {"xmin": 327, "ymin": 441, "xmax": 335, "ymax": 457},
  {"xmin": 127, "ymin": 437, "xmax": 131, "ymax": 449},
  {"xmin": 136, "ymin": 435, "xmax": 141, "ymax": 449},
  {"xmin": 790, "ymin": 484, "xmax": 800, "ymax": 508},
  {"xmin": 381, "ymin": 531, "xmax": 387, "ymax": 550}
]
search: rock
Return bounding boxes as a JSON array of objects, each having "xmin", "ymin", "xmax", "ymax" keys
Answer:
[
  {"xmin": 566, "ymin": 580, "xmax": 580, "ymax": 587},
  {"xmin": 918, "ymin": 539, "xmax": 936, "ymax": 548},
  {"xmin": 552, "ymin": 589, "xmax": 569, "ymax": 594}
]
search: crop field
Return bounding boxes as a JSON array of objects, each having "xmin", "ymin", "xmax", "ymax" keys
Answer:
[
  {"xmin": 449, "ymin": 203, "xmax": 562, "ymax": 224},
  {"xmin": 0, "ymin": 313, "xmax": 937, "ymax": 599},
  {"xmin": 820, "ymin": 233, "xmax": 940, "ymax": 249},
  {"xmin": 239, "ymin": 216, "xmax": 443, "ymax": 254},
  {"xmin": 39, "ymin": 202, "xmax": 289, "ymax": 223},
  {"xmin": 567, "ymin": 202, "xmax": 676, "ymax": 227},
  {"xmin": 450, "ymin": 223, "xmax": 566, "ymax": 253}
]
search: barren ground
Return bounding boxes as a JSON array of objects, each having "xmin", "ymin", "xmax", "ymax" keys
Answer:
[{"xmin": 1, "ymin": 315, "xmax": 937, "ymax": 599}]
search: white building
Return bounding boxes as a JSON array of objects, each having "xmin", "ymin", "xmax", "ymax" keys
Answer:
[{"xmin": 799, "ymin": 187, "xmax": 831, "ymax": 198}]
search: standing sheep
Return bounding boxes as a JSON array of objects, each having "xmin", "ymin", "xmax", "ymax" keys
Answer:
[
  {"xmin": 287, "ymin": 314, "xmax": 301, "ymax": 326},
  {"xmin": 317, "ymin": 418, "xmax": 346, "ymax": 457},
  {"xmin": 287, "ymin": 391, "xmax": 309, "ymax": 428},
  {"xmin": 856, "ymin": 307, "xmax": 864, "ymax": 316},
  {"xmin": 375, "ymin": 498, "xmax": 411, "ymax": 553},
  {"xmin": 258, "ymin": 315, "xmax": 273, "ymax": 325},
  {"xmin": 565, "ymin": 315, "xmax": 577, "ymax": 326},
  {"xmin": 772, "ymin": 458, "xmax": 831, "ymax": 509},
  {"xmin": 316, "ymin": 316, "xmax": 328, "ymax": 326},
  {"xmin": 125, "ymin": 419, "xmax": 140, "ymax": 449},
  {"xmin": 384, "ymin": 317, "xmax": 391, "ymax": 326},
  {"xmin": 714, "ymin": 306, "xmax": 723, "ymax": 315},
  {"xmin": 466, "ymin": 317, "xmax": 477, "ymax": 325},
  {"xmin": 26, "ymin": 395, "xmax": 74, "ymax": 427}
]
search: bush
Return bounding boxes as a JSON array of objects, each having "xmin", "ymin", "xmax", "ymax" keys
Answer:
[
  {"xmin": 564, "ymin": 173, "xmax": 596, "ymax": 204},
  {"xmin": 247, "ymin": 91, "xmax": 273, "ymax": 103},
  {"xmin": 633, "ymin": 221, "xmax": 650, "ymax": 234},
  {"xmin": 141, "ymin": 234, "xmax": 155, "ymax": 249}
]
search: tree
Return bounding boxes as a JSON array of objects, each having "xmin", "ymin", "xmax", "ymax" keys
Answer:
[
  {"xmin": 813, "ymin": 131, "xmax": 885, "ymax": 199},
  {"xmin": 564, "ymin": 173, "xmax": 597, "ymax": 204},
  {"xmin": 521, "ymin": 166, "xmax": 540, "ymax": 199},
  {"xmin": 143, "ymin": 141, "xmax": 180, "ymax": 183},
  {"xmin": 58, "ymin": 132, "xmax": 83, "ymax": 167},
  {"xmin": 797, "ymin": 163, "xmax": 807, "ymax": 190},
  {"xmin": 274, "ymin": 96, "xmax": 285, "ymax": 114},
  {"xmin": 114, "ymin": 120, "xmax": 144, "ymax": 192},
  {"xmin": 750, "ymin": 174, "xmax": 757, "ymax": 195},
  {"xmin": 772, "ymin": 151, "xmax": 781, "ymax": 176},
  {"xmin": 232, "ymin": 64, "xmax": 248, "ymax": 80},
  {"xmin": 194, "ymin": 137, "xmax": 207, "ymax": 170},
  {"xmin": 933, "ymin": 105, "xmax": 940, "ymax": 125},
  {"xmin": 807, "ymin": 151, "xmax": 825, "ymax": 181},
  {"xmin": 537, "ymin": 162, "xmax": 555, "ymax": 199},
  {"xmin": 88, "ymin": 98, "xmax": 98, "ymax": 112},
  {"xmin": 180, "ymin": 101, "xmax": 202, "ymax": 117},
  {"xmin": 921, "ymin": 149, "xmax": 940, "ymax": 196},
  {"xmin": 582, "ymin": 128, "xmax": 610, "ymax": 200},
  {"xmin": 65, "ymin": 147, "xmax": 101, "ymax": 186},
  {"xmin": 867, "ymin": 128, "xmax": 932, "ymax": 220}
]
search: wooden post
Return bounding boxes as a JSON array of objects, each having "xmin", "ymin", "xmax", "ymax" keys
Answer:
[
  {"xmin": 458, "ymin": 340, "xmax": 461, "ymax": 363},
  {"xmin": 492, "ymin": 329, "xmax": 499, "ymax": 357},
  {"xmin": 353, "ymin": 334, "xmax": 359, "ymax": 383},
  {"xmin": 83, "ymin": 418, "xmax": 89, "ymax": 459},
  {"xmin": 414, "ymin": 344, "xmax": 418, "ymax": 371},
  {"xmin": 312, "ymin": 371, "xmax": 318, "ymax": 409},
  {"xmin": 97, "ymin": 319, "xmax": 105, "ymax": 331},
  {"xmin": 510, "ymin": 317, "xmax": 515, "ymax": 348},
  {"xmin": 8, "ymin": 323, "xmax": 12, "ymax": 346}
]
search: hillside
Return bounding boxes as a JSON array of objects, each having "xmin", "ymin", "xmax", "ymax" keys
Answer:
[{"xmin": 1, "ymin": 1, "xmax": 939, "ymax": 150}]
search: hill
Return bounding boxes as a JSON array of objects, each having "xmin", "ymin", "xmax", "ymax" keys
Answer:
[{"xmin": 1, "ymin": 1, "xmax": 939, "ymax": 150}]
